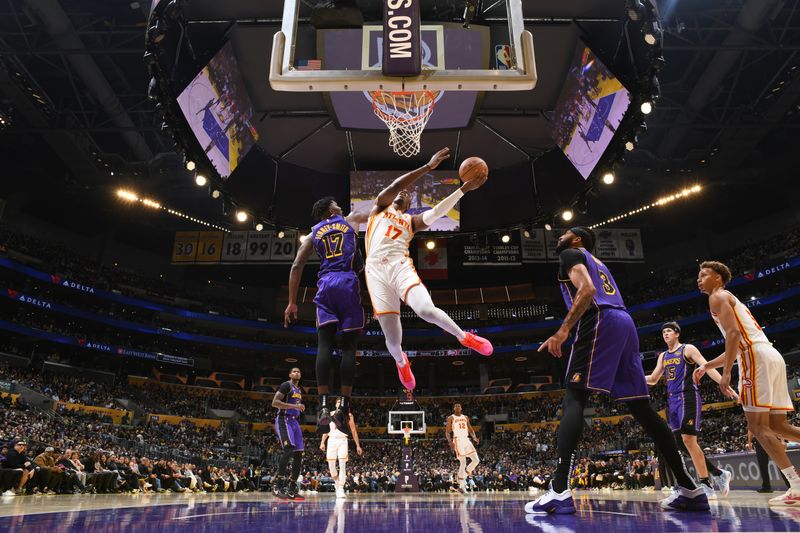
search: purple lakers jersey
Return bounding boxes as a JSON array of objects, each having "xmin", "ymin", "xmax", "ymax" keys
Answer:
[
  {"xmin": 276, "ymin": 380, "xmax": 303, "ymax": 417},
  {"xmin": 663, "ymin": 344, "xmax": 698, "ymax": 396},
  {"xmin": 558, "ymin": 248, "xmax": 626, "ymax": 311},
  {"xmin": 311, "ymin": 214, "xmax": 361, "ymax": 277}
]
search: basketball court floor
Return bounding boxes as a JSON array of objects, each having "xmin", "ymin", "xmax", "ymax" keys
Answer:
[{"xmin": 1, "ymin": 490, "xmax": 797, "ymax": 532}]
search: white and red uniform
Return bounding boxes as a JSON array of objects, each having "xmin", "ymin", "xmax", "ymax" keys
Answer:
[
  {"xmin": 712, "ymin": 292, "xmax": 794, "ymax": 413},
  {"xmin": 326, "ymin": 421, "xmax": 349, "ymax": 461},
  {"xmin": 451, "ymin": 414, "xmax": 477, "ymax": 457},
  {"xmin": 364, "ymin": 206, "xmax": 423, "ymax": 314}
]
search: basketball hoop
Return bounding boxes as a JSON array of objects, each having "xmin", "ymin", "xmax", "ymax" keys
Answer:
[
  {"xmin": 402, "ymin": 426, "xmax": 412, "ymax": 446},
  {"xmin": 370, "ymin": 90, "xmax": 435, "ymax": 158}
]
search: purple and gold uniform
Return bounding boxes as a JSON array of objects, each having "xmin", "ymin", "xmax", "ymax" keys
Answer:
[
  {"xmin": 663, "ymin": 344, "xmax": 702, "ymax": 435},
  {"xmin": 275, "ymin": 380, "xmax": 304, "ymax": 451},
  {"xmin": 558, "ymin": 247, "xmax": 649, "ymax": 401},
  {"xmin": 311, "ymin": 214, "xmax": 364, "ymax": 332}
]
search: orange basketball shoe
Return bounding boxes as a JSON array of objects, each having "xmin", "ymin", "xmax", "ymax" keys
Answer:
[
  {"xmin": 396, "ymin": 352, "xmax": 416, "ymax": 390},
  {"xmin": 460, "ymin": 332, "xmax": 493, "ymax": 356}
]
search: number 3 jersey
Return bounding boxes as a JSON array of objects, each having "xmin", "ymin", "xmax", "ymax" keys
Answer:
[{"xmin": 558, "ymin": 247, "xmax": 626, "ymax": 312}]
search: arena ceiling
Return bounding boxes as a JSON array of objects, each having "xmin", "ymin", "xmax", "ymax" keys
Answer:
[{"xmin": 1, "ymin": 0, "xmax": 799, "ymax": 250}]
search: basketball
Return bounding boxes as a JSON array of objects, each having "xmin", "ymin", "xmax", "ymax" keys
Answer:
[{"xmin": 459, "ymin": 157, "xmax": 488, "ymax": 182}]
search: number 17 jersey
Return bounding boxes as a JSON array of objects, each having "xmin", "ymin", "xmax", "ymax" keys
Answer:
[
  {"xmin": 365, "ymin": 206, "xmax": 414, "ymax": 262},
  {"xmin": 311, "ymin": 214, "xmax": 360, "ymax": 276}
]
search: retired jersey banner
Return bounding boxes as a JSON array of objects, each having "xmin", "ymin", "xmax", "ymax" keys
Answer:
[
  {"xmin": 172, "ymin": 231, "xmax": 299, "ymax": 265},
  {"xmin": 545, "ymin": 228, "xmax": 643, "ymax": 262},
  {"xmin": 462, "ymin": 232, "xmax": 522, "ymax": 266},
  {"xmin": 520, "ymin": 229, "xmax": 547, "ymax": 263},
  {"xmin": 417, "ymin": 239, "xmax": 447, "ymax": 279}
]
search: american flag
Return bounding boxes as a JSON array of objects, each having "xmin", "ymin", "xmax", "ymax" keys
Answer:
[{"xmin": 295, "ymin": 59, "xmax": 322, "ymax": 71}]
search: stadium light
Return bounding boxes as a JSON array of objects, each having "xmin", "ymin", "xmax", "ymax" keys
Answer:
[
  {"xmin": 501, "ymin": 234, "xmax": 511, "ymax": 243},
  {"xmin": 561, "ymin": 210, "xmax": 574, "ymax": 222},
  {"xmin": 544, "ymin": 223, "xmax": 552, "ymax": 231},
  {"xmin": 255, "ymin": 223, "xmax": 264, "ymax": 232},
  {"xmin": 590, "ymin": 184, "xmax": 703, "ymax": 229},
  {"xmin": 426, "ymin": 240, "xmax": 435, "ymax": 250},
  {"xmin": 186, "ymin": 160, "xmax": 196, "ymax": 171},
  {"xmin": 195, "ymin": 174, "xmax": 207, "ymax": 187},
  {"xmin": 114, "ymin": 189, "xmax": 228, "ymax": 231},
  {"xmin": 277, "ymin": 230, "xmax": 286, "ymax": 239},
  {"xmin": 117, "ymin": 189, "xmax": 138, "ymax": 202},
  {"xmin": 210, "ymin": 189, "xmax": 221, "ymax": 199},
  {"xmin": 236, "ymin": 210, "xmax": 248, "ymax": 223},
  {"xmin": 602, "ymin": 172, "xmax": 615, "ymax": 185},
  {"xmin": 640, "ymin": 101, "xmax": 653, "ymax": 115}
]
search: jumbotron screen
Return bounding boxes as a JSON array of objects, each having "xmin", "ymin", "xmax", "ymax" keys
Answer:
[
  {"xmin": 177, "ymin": 41, "xmax": 260, "ymax": 179},
  {"xmin": 350, "ymin": 171, "xmax": 461, "ymax": 232},
  {"xmin": 549, "ymin": 43, "xmax": 631, "ymax": 179}
]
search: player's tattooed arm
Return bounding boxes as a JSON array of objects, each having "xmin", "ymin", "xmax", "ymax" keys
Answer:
[{"xmin": 538, "ymin": 263, "xmax": 595, "ymax": 357}]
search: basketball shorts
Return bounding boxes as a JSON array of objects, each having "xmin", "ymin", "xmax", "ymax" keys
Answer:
[
  {"xmin": 738, "ymin": 343, "xmax": 794, "ymax": 413},
  {"xmin": 364, "ymin": 256, "xmax": 422, "ymax": 315},
  {"xmin": 275, "ymin": 415, "xmax": 304, "ymax": 451},
  {"xmin": 315, "ymin": 271, "xmax": 364, "ymax": 332},
  {"xmin": 667, "ymin": 390, "xmax": 702, "ymax": 435},
  {"xmin": 564, "ymin": 308, "xmax": 649, "ymax": 401},
  {"xmin": 326, "ymin": 436, "xmax": 349, "ymax": 461},
  {"xmin": 454, "ymin": 437, "xmax": 476, "ymax": 458}
]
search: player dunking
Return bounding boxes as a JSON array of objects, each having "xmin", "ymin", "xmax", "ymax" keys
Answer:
[
  {"xmin": 446, "ymin": 403, "xmax": 480, "ymax": 493},
  {"xmin": 527, "ymin": 227, "xmax": 708, "ymax": 514},
  {"xmin": 693, "ymin": 261, "xmax": 800, "ymax": 507},
  {"xmin": 271, "ymin": 367, "xmax": 306, "ymax": 501},
  {"xmin": 645, "ymin": 321, "xmax": 733, "ymax": 499},
  {"xmin": 320, "ymin": 398, "xmax": 363, "ymax": 499},
  {"xmin": 364, "ymin": 147, "xmax": 493, "ymax": 390},
  {"xmin": 285, "ymin": 198, "xmax": 368, "ymax": 425}
]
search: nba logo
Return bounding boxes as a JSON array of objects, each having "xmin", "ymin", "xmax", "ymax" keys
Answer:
[{"xmin": 495, "ymin": 45, "xmax": 511, "ymax": 70}]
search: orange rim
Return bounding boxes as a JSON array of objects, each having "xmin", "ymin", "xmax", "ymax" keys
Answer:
[{"xmin": 371, "ymin": 90, "xmax": 436, "ymax": 124}]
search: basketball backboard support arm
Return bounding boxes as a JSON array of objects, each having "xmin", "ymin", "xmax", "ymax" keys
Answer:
[{"xmin": 270, "ymin": 0, "xmax": 537, "ymax": 92}]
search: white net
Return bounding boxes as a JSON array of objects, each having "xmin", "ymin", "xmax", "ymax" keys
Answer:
[{"xmin": 370, "ymin": 90, "xmax": 435, "ymax": 157}]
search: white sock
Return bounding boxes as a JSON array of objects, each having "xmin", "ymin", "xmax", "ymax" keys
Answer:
[{"xmin": 781, "ymin": 466, "xmax": 800, "ymax": 491}]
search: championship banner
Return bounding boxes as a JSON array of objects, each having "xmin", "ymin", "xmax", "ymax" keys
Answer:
[
  {"xmin": 462, "ymin": 232, "xmax": 522, "ymax": 266},
  {"xmin": 595, "ymin": 228, "xmax": 644, "ymax": 262},
  {"xmin": 520, "ymin": 229, "xmax": 547, "ymax": 263},
  {"xmin": 417, "ymin": 239, "xmax": 447, "ymax": 279},
  {"xmin": 171, "ymin": 231, "xmax": 199, "ymax": 263}
]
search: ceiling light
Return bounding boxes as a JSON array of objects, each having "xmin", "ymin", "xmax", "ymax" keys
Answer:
[
  {"xmin": 544, "ymin": 223, "xmax": 552, "ymax": 231},
  {"xmin": 561, "ymin": 210, "xmax": 574, "ymax": 222},
  {"xmin": 602, "ymin": 172, "xmax": 615, "ymax": 185},
  {"xmin": 255, "ymin": 223, "xmax": 264, "ymax": 232},
  {"xmin": 277, "ymin": 230, "xmax": 286, "ymax": 239},
  {"xmin": 641, "ymin": 101, "xmax": 653, "ymax": 115},
  {"xmin": 117, "ymin": 189, "xmax": 138, "ymax": 201},
  {"xmin": 426, "ymin": 240, "xmax": 435, "ymax": 250},
  {"xmin": 522, "ymin": 229, "xmax": 531, "ymax": 238},
  {"xmin": 211, "ymin": 189, "xmax": 221, "ymax": 199},
  {"xmin": 236, "ymin": 210, "xmax": 248, "ymax": 223},
  {"xmin": 195, "ymin": 174, "xmax": 207, "ymax": 187},
  {"xmin": 500, "ymin": 234, "xmax": 511, "ymax": 243},
  {"xmin": 186, "ymin": 160, "xmax": 196, "ymax": 171}
]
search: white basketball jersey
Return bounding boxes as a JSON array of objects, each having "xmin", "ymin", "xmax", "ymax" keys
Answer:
[
  {"xmin": 711, "ymin": 291, "xmax": 770, "ymax": 347},
  {"xmin": 451, "ymin": 414, "xmax": 470, "ymax": 439},
  {"xmin": 329, "ymin": 421, "xmax": 347, "ymax": 439},
  {"xmin": 365, "ymin": 206, "xmax": 414, "ymax": 261}
]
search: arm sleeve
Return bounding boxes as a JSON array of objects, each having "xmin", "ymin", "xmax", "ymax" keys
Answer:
[
  {"xmin": 558, "ymin": 248, "xmax": 586, "ymax": 278},
  {"xmin": 277, "ymin": 381, "xmax": 291, "ymax": 395},
  {"xmin": 421, "ymin": 189, "xmax": 465, "ymax": 227}
]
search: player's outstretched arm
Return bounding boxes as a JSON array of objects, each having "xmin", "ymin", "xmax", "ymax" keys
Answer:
[
  {"xmin": 284, "ymin": 235, "xmax": 314, "ymax": 327},
  {"xmin": 373, "ymin": 147, "xmax": 450, "ymax": 214},
  {"xmin": 645, "ymin": 352, "xmax": 666, "ymax": 386},
  {"xmin": 411, "ymin": 174, "xmax": 488, "ymax": 232},
  {"xmin": 345, "ymin": 210, "xmax": 370, "ymax": 232}
]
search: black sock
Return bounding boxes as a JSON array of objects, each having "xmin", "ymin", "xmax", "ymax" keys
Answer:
[
  {"xmin": 277, "ymin": 448, "xmax": 294, "ymax": 477},
  {"xmin": 316, "ymin": 324, "xmax": 336, "ymax": 390},
  {"xmin": 628, "ymin": 399, "xmax": 697, "ymax": 490},
  {"xmin": 290, "ymin": 451, "xmax": 304, "ymax": 483},
  {"xmin": 552, "ymin": 387, "xmax": 589, "ymax": 493},
  {"xmin": 340, "ymin": 330, "xmax": 358, "ymax": 388},
  {"xmin": 705, "ymin": 458, "xmax": 722, "ymax": 477},
  {"xmin": 700, "ymin": 477, "xmax": 712, "ymax": 488}
]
